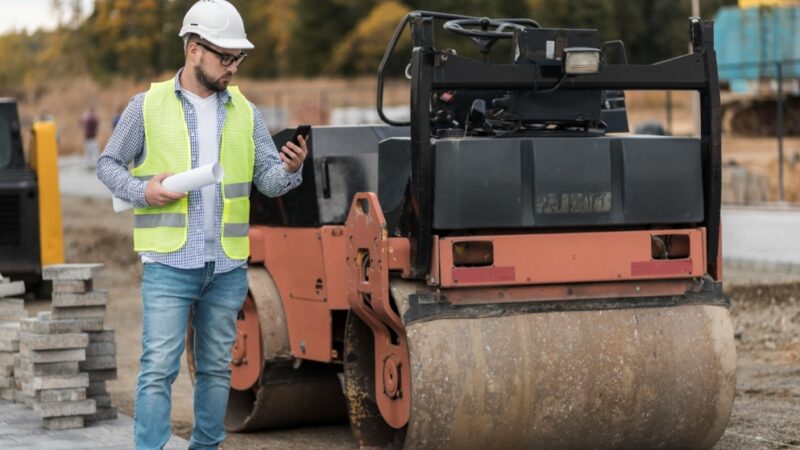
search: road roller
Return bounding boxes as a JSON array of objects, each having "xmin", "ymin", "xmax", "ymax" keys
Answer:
[{"xmin": 187, "ymin": 11, "xmax": 736, "ymax": 449}]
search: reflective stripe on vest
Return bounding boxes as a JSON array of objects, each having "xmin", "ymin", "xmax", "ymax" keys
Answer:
[
  {"xmin": 134, "ymin": 213, "xmax": 186, "ymax": 228},
  {"xmin": 132, "ymin": 78, "xmax": 255, "ymax": 259},
  {"xmin": 224, "ymin": 182, "xmax": 251, "ymax": 198},
  {"xmin": 224, "ymin": 223, "xmax": 250, "ymax": 237}
]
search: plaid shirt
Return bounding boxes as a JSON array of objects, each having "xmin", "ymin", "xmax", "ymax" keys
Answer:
[{"xmin": 97, "ymin": 70, "xmax": 302, "ymax": 273}]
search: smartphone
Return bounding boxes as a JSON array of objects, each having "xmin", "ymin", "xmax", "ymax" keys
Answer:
[{"xmin": 289, "ymin": 124, "xmax": 311, "ymax": 146}]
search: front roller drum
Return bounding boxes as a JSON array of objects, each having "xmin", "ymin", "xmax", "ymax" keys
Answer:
[
  {"xmin": 346, "ymin": 285, "xmax": 736, "ymax": 449},
  {"xmin": 186, "ymin": 267, "xmax": 347, "ymax": 432}
]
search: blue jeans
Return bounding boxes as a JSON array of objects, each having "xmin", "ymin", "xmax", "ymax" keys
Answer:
[{"xmin": 135, "ymin": 262, "xmax": 248, "ymax": 450}]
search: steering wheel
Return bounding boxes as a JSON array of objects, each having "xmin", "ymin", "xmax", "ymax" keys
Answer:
[
  {"xmin": 443, "ymin": 17, "xmax": 539, "ymax": 57},
  {"xmin": 444, "ymin": 17, "xmax": 539, "ymax": 38}
]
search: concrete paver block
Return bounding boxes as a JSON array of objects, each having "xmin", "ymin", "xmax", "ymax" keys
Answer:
[
  {"xmin": 51, "ymin": 290, "xmax": 108, "ymax": 308},
  {"xmin": 0, "ymin": 312, "xmax": 27, "ymax": 322},
  {"xmin": 87, "ymin": 369, "xmax": 117, "ymax": 382},
  {"xmin": 86, "ymin": 381, "xmax": 107, "ymax": 396},
  {"xmin": 0, "ymin": 305, "xmax": 27, "ymax": 322},
  {"xmin": 42, "ymin": 264, "xmax": 104, "ymax": 281},
  {"xmin": 50, "ymin": 306, "xmax": 106, "ymax": 320},
  {"xmin": 20, "ymin": 333, "xmax": 88, "ymax": 351},
  {"xmin": 0, "ymin": 388, "xmax": 15, "ymax": 402},
  {"xmin": 23, "ymin": 373, "xmax": 89, "ymax": 395},
  {"xmin": 0, "ymin": 282, "xmax": 25, "ymax": 298},
  {"xmin": 0, "ymin": 298, "xmax": 24, "ymax": 310},
  {"xmin": 89, "ymin": 393, "xmax": 111, "ymax": 408},
  {"xmin": 87, "ymin": 329, "xmax": 115, "ymax": 343},
  {"xmin": 18, "ymin": 360, "xmax": 80, "ymax": 377},
  {"xmin": 73, "ymin": 318, "xmax": 105, "ymax": 332},
  {"xmin": 44, "ymin": 314, "xmax": 104, "ymax": 332},
  {"xmin": 84, "ymin": 405, "xmax": 117, "ymax": 423},
  {"xmin": 86, "ymin": 342, "xmax": 115, "ymax": 357},
  {"xmin": 36, "ymin": 387, "xmax": 86, "ymax": 403},
  {"xmin": 42, "ymin": 415, "xmax": 84, "ymax": 430},
  {"xmin": 0, "ymin": 322, "xmax": 21, "ymax": 340},
  {"xmin": 23, "ymin": 348, "xmax": 86, "ymax": 364},
  {"xmin": 20, "ymin": 318, "xmax": 80, "ymax": 335},
  {"xmin": 0, "ymin": 340, "xmax": 19, "ymax": 352},
  {"xmin": 0, "ymin": 351, "xmax": 14, "ymax": 365},
  {"xmin": 0, "ymin": 376, "xmax": 12, "ymax": 388},
  {"xmin": 79, "ymin": 356, "xmax": 116, "ymax": 371},
  {"xmin": 51, "ymin": 280, "xmax": 93, "ymax": 294},
  {"xmin": 33, "ymin": 399, "xmax": 96, "ymax": 418}
]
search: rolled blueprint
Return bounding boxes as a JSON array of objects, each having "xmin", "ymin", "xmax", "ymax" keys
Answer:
[{"xmin": 112, "ymin": 162, "xmax": 225, "ymax": 213}]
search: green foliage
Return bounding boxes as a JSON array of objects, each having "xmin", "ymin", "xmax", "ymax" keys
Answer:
[
  {"xmin": 327, "ymin": 1, "xmax": 412, "ymax": 75},
  {"xmin": 285, "ymin": 0, "xmax": 375, "ymax": 76},
  {"xmin": 235, "ymin": 0, "xmax": 297, "ymax": 78},
  {"xmin": 0, "ymin": 0, "xmax": 740, "ymax": 90},
  {"xmin": 85, "ymin": 0, "xmax": 164, "ymax": 77}
]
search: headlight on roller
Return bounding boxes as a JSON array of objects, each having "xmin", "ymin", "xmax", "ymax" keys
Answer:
[{"xmin": 563, "ymin": 47, "xmax": 602, "ymax": 75}]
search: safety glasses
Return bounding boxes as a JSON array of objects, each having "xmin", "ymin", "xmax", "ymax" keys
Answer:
[{"xmin": 196, "ymin": 42, "xmax": 247, "ymax": 67}]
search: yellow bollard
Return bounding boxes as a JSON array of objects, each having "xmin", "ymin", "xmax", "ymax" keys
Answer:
[{"xmin": 29, "ymin": 121, "xmax": 64, "ymax": 267}]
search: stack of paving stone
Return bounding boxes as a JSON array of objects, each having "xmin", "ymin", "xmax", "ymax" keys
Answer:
[
  {"xmin": 0, "ymin": 274, "xmax": 27, "ymax": 402},
  {"xmin": 82, "ymin": 328, "xmax": 118, "ymax": 422},
  {"xmin": 17, "ymin": 315, "xmax": 95, "ymax": 430},
  {"xmin": 44, "ymin": 263, "xmax": 118, "ymax": 423}
]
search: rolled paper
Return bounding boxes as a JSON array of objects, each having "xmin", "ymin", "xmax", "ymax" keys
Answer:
[{"xmin": 112, "ymin": 163, "xmax": 225, "ymax": 213}]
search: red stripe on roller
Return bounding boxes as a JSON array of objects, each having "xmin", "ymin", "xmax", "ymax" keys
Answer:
[
  {"xmin": 631, "ymin": 260, "xmax": 693, "ymax": 276},
  {"xmin": 452, "ymin": 266, "xmax": 516, "ymax": 284}
]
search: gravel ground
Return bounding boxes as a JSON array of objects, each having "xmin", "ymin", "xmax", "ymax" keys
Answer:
[{"xmin": 53, "ymin": 195, "xmax": 800, "ymax": 449}]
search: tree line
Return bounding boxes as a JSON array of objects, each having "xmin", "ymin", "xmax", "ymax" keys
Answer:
[{"xmin": 0, "ymin": 0, "xmax": 736, "ymax": 94}]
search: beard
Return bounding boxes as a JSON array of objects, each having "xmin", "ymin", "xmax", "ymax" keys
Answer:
[{"xmin": 194, "ymin": 63, "xmax": 230, "ymax": 93}]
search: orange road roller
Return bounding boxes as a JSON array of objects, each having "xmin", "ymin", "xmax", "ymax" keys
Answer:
[{"xmin": 187, "ymin": 11, "xmax": 735, "ymax": 450}]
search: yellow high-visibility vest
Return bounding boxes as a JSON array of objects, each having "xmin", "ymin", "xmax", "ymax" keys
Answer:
[{"xmin": 132, "ymin": 78, "xmax": 254, "ymax": 259}]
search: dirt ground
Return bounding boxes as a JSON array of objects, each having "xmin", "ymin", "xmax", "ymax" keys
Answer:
[{"xmin": 43, "ymin": 194, "xmax": 800, "ymax": 449}]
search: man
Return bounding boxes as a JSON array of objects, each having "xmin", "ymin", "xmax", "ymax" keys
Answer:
[
  {"xmin": 80, "ymin": 106, "xmax": 99, "ymax": 170},
  {"xmin": 96, "ymin": 1, "xmax": 307, "ymax": 449}
]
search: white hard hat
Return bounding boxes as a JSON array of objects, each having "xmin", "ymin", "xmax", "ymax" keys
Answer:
[{"xmin": 179, "ymin": 0, "xmax": 254, "ymax": 50}]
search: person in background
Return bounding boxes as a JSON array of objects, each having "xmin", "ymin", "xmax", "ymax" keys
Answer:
[{"xmin": 80, "ymin": 106, "xmax": 99, "ymax": 170}]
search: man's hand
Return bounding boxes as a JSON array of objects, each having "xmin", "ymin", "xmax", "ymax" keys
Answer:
[
  {"xmin": 280, "ymin": 135, "xmax": 308, "ymax": 173},
  {"xmin": 145, "ymin": 173, "xmax": 185, "ymax": 207}
]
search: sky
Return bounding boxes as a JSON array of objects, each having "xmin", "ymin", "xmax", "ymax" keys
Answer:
[{"xmin": 0, "ymin": 0, "xmax": 94, "ymax": 35}]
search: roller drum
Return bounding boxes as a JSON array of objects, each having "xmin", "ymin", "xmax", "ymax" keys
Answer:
[{"xmin": 399, "ymin": 303, "xmax": 736, "ymax": 450}]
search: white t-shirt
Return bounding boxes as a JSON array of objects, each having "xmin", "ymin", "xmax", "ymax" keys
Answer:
[{"xmin": 181, "ymin": 88, "xmax": 219, "ymax": 261}]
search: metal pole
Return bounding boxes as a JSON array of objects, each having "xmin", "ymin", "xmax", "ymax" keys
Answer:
[
  {"xmin": 777, "ymin": 61, "xmax": 785, "ymax": 203},
  {"xmin": 666, "ymin": 91, "xmax": 673, "ymax": 134},
  {"xmin": 691, "ymin": 0, "xmax": 701, "ymax": 137},
  {"xmin": 319, "ymin": 90, "xmax": 327, "ymax": 125}
]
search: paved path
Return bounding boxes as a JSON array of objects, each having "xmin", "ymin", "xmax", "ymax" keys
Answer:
[
  {"xmin": 722, "ymin": 206, "xmax": 800, "ymax": 274},
  {"xmin": 59, "ymin": 155, "xmax": 111, "ymax": 200},
  {"xmin": 0, "ymin": 399, "xmax": 188, "ymax": 449}
]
